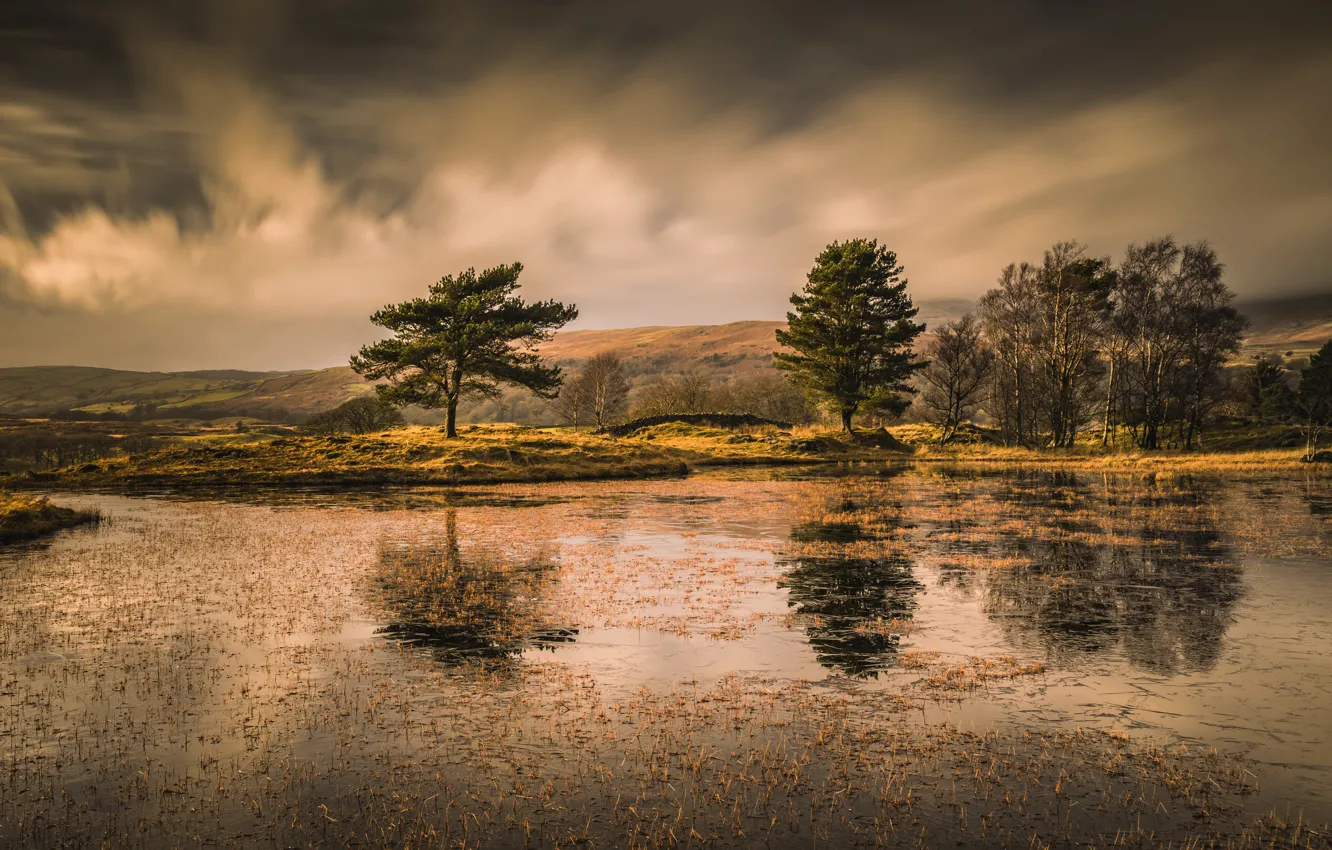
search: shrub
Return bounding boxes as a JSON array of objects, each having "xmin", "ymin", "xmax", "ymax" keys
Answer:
[{"xmin": 301, "ymin": 397, "xmax": 405, "ymax": 436}]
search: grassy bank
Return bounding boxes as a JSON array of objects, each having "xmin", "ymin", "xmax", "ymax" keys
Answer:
[
  {"xmin": 3, "ymin": 419, "xmax": 1327, "ymax": 492},
  {"xmin": 0, "ymin": 492, "xmax": 98, "ymax": 543},
  {"xmin": 9, "ymin": 425, "xmax": 689, "ymax": 488},
  {"xmin": 887, "ymin": 420, "xmax": 1329, "ymax": 471},
  {"xmin": 620, "ymin": 421, "xmax": 912, "ymax": 465}
]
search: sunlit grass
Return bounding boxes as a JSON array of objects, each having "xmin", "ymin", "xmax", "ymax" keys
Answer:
[
  {"xmin": 16, "ymin": 423, "xmax": 688, "ymax": 487},
  {"xmin": 0, "ymin": 490, "xmax": 98, "ymax": 542}
]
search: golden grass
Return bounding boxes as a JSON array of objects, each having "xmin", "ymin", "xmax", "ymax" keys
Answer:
[
  {"xmin": 0, "ymin": 490, "xmax": 98, "ymax": 542},
  {"xmin": 10, "ymin": 423, "xmax": 689, "ymax": 488},
  {"xmin": 6, "ymin": 418, "xmax": 1326, "ymax": 493}
]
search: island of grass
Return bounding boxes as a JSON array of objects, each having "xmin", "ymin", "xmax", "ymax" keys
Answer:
[{"xmin": 0, "ymin": 492, "xmax": 99, "ymax": 543}]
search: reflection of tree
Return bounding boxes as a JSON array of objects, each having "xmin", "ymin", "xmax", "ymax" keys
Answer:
[
  {"xmin": 373, "ymin": 508, "xmax": 575, "ymax": 665},
  {"xmin": 975, "ymin": 475, "xmax": 1242, "ymax": 675},
  {"xmin": 778, "ymin": 493, "xmax": 921, "ymax": 677}
]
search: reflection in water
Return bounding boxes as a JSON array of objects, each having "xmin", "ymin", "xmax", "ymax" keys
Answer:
[
  {"xmin": 373, "ymin": 508, "xmax": 575, "ymax": 664},
  {"xmin": 961, "ymin": 474, "xmax": 1243, "ymax": 675},
  {"xmin": 778, "ymin": 492, "xmax": 920, "ymax": 677}
]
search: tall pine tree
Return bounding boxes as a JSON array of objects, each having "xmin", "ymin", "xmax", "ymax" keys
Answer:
[
  {"xmin": 351, "ymin": 263, "xmax": 577, "ymax": 437},
  {"xmin": 775, "ymin": 239, "xmax": 926, "ymax": 432}
]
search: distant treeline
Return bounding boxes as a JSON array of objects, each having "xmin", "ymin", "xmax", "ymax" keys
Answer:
[{"xmin": 0, "ymin": 428, "xmax": 159, "ymax": 473}]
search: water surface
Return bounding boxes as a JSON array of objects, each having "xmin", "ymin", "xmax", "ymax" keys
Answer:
[{"xmin": 2, "ymin": 467, "xmax": 1330, "ymax": 847}]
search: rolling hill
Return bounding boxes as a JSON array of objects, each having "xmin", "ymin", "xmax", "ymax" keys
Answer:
[
  {"xmin": 0, "ymin": 365, "xmax": 375, "ymax": 421},
  {"xmin": 2, "ymin": 295, "xmax": 1327, "ymax": 424},
  {"xmin": 1237, "ymin": 293, "xmax": 1332, "ymax": 358}
]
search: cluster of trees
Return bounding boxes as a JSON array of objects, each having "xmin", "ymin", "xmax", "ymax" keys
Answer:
[
  {"xmin": 547, "ymin": 359, "xmax": 816, "ymax": 430},
  {"xmin": 549, "ymin": 352, "xmax": 631, "ymax": 429},
  {"xmin": 0, "ymin": 428, "xmax": 156, "ymax": 473},
  {"xmin": 301, "ymin": 396, "xmax": 405, "ymax": 436},
  {"xmin": 919, "ymin": 238, "xmax": 1248, "ymax": 450},
  {"xmin": 347, "ymin": 244, "xmax": 1331, "ymax": 458},
  {"xmin": 1235, "ymin": 343, "xmax": 1332, "ymax": 458}
]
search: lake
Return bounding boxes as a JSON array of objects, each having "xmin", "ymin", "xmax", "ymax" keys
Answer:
[{"xmin": 2, "ymin": 466, "xmax": 1330, "ymax": 847}]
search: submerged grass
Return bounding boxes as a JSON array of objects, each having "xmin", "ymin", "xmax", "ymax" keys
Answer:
[{"xmin": 0, "ymin": 491, "xmax": 98, "ymax": 542}]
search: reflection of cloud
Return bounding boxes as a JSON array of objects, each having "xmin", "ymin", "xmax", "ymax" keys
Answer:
[{"xmin": 1, "ymin": 5, "xmax": 1330, "ymax": 368}]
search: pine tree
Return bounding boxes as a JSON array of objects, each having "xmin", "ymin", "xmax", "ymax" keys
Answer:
[
  {"xmin": 351, "ymin": 264, "xmax": 577, "ymax": 437},
  {"xmin": 775, "ymin": 239, "xmax": 926, "ymax": 432}
]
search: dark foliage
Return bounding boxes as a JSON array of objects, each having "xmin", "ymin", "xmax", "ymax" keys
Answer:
[
  {"xmin": 352, "ymin": 264, "xmax": 577, "ymax": 437},
  {"xmin": 301, "ymin": 396, "xmax": 405, "ymax": 436},
  {"xmin": 775, "ymin": 239, "xmax": 926, "ymax": 432}
]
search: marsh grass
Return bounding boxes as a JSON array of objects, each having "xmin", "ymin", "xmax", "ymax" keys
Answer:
[
  {"xmin": 0, "ymin": 490, "xmax": 98, "ymax": 542},
  {"xmin": 6, "ymin": 419, "xmax": 1328, "ymax": 495},
  {"xmin": 11, "ymin": 423, "xmax": 689, "ymax": 488}
]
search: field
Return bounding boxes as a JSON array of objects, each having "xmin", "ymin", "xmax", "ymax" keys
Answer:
[{"xmin": 9, "ymin": 424, "xmax": 691, "ymax": 488}]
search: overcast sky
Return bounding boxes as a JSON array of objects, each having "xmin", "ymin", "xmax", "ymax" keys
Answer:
[{"xmin": 2, "ymin": 0, "xmax": 1331, "ymax": 370}]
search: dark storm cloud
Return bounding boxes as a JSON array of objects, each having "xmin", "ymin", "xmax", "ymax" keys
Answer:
[{"xmin": 1, "ymin": 0, "xmax": 1330, "ymax": 368}]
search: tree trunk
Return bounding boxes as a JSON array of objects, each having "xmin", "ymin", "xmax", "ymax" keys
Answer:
[
  {"xmin": 1100, "ymin": 359, "xmax": 1116, "ymax": 447},
  {"xmin": 840, "ymin": 408, "xmax": 854, "ymax": 433},
  {"xmin": 445, "ymin": 396, "xmax": 459, "ymax": 438}
]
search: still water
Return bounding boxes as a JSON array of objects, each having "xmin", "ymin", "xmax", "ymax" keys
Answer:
[{"xmin": 2, "ymin": 467, "xmax": 1330, "ymax": 847}]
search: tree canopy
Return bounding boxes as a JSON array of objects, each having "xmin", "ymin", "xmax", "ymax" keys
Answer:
[
  {"xmin": 351, "ymin": 264, "xmax": 577, "ymax": 437},
  {"xmin": 1298, "ymin": 338, "xmax": 1332, "ymax": 460},
  {"xmin": 775, "ymin": 239, "xmax": 926, "ymax": 432}
]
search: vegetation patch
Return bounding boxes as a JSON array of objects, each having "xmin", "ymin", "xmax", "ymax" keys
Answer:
[
  {"xmin": 6, "ymin": 425, "xmax": 688, "ymax": 488},
  {"xmin": 0, "ymin": 492, "xmax": 98, "ymax": 543}
]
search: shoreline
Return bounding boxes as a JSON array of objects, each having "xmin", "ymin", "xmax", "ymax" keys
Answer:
[
  {"xmin": 2, "ymin": 422, "xmax": 1327, "ymax": 492},
  {"xmin": 0, "ymin": 492, "xmax": 100, "ymax": 543}
]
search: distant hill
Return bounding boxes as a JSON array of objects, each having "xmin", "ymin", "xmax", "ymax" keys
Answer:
[
  {"xmin": 1237, "ymin": 293, "xmax": 1332, "ymax": 359},
  {"xmin": 2, "ymin": 295, "xmax": 1326, "ymax": 424},
  {"xmin": 0, "ymin": 365, "xmax": 374, "ymax": 422}
]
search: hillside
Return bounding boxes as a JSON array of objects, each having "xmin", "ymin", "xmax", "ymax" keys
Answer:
[
  {"xmin": 0, "ymin": 365, "xmax": 373, "ymax": 422},
  {"xmin": 1238, "ymin": 293, "xmax": 1332, "ymax": 359},
  {"xmin": 2, "ymin": 294, "xmax": 1328, "ymax": 424},
  {"xmin": 0, "ymin": 319, "xmax": 805, "ymax": 423}
]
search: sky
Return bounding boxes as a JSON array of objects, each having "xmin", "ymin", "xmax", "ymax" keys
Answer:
[{"xmin": 1, "ymin": 0, "xmax": 1331, "ymax": 371}]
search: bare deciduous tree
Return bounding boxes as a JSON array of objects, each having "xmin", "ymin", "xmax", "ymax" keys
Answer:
[
  {"xmin": 918, "ymin": 314, "xmax": 993, "ymax": 444},
  {"xmin": 551, "ymin": 372, "xmax": 591, "ymax": 430},
  {"xmin": 582, "ymin": 352, "xmax": 631, "ymax": 428},
  {"xmin": 302, "ymin": 396, "xmax": 405, "ymax": 435},
  {"xmin": 978, "ymin": 263, "xmax": 1039, "ymax": 446},
  {"xmin": 631, "ymin": 372, "xmax": 715, "ymax": 417}
]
